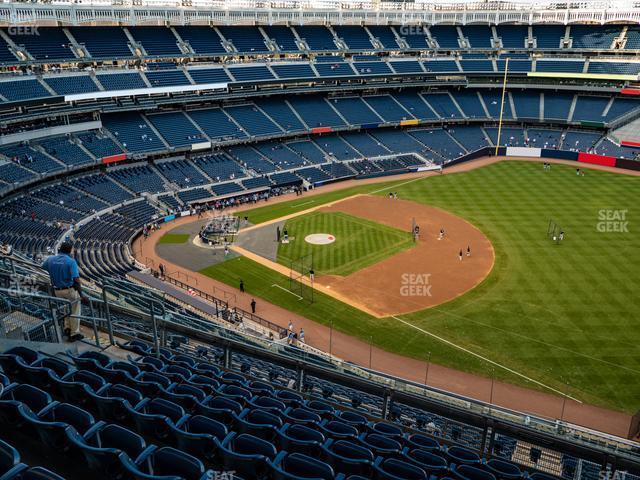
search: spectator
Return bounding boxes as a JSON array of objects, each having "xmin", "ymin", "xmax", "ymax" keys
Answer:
[{"xmin": 42, "ymin": 242, "xmax": 84, "ymax": 342}]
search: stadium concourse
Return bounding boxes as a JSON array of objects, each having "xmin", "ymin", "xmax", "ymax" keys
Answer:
[{"xmin": 2, "ymin": 0, "xmax": 640, "ymax": 478}]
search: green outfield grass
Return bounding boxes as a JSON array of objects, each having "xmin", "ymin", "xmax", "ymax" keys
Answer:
[
  {"xmin": 158, "ymin": 233, "xmax": 190, "ymax": 244},
  {"xmin": 201, "ymin": 161, "xmax": 640, "ymax": 412},
  {"xmin": 277, "ymin": 211, "xmax": 414, "ymax": 276}
]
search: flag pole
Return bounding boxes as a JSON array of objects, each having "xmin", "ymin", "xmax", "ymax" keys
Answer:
[{"xmin": 494, "ymin": 57, "xmax": 510, "ymax": 156}]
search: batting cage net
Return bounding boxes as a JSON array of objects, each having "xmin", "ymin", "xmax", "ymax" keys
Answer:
[
  {"xmin": 200, "ymin": 215, "xmax": 240, "ymax": 247},
  {"xmin": 289, "ymin": 253, "xmax": 314, "ymax": 303},
  {"xmin": 547, "ymin": 219, "xmax": 563, "ymax": 244}
]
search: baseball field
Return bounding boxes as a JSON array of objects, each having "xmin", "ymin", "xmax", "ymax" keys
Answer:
[
  {"xmin": 199, "ymin": 161, "xmax": 640, "ymax": 413},
  {"xmin": 276, "ymin": 211, "xmax": 414, "ymax": 276}
]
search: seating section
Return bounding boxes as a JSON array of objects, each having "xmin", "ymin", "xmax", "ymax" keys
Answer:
[
  {"xmin": 103, "ymin": 113, "xmax": 165, "ymax": 153},
  {"xmin": 147, "ymin": 112, "xmax": 206, "ymax": 148},
  {"xmin": 96, "ymin": 72, "xmax": 147, "ymax": 90},
  {"xmin": 145, "ymin": 69, "xmax": 191, "ymax": 87},
  {"xmin": 0, "ymin": 344, "xmax": 556, "ymax": 480},
  {"xmin": 295, "ymin": 26, "xmax": 338, "ymax": 51},
  {"xmin": 225, "ymin": 105, "xmax": 282, "ymax": 136},
  {"xmin": 0, "ymin": 79, "xmax": 51, "ymax": 101},
  {"xmin": 108, "ymin": 165, "xmax": 167, "ymax": 194},
  {"xmin": 129, "ymin": 27, "xmax": 181, "ymax": 56},
  {"xmin": 38, "ymin": 136, "xmax": 94, "ymax": 167},
  {"xmin": 218, "ymin": 26, "xmax": 269, "ymax": 54},
  {"xmin": 333, "ymin": 26, "xmax": 375, "ymax": 50},
  {"xmin": 0, "ymin": 144, "xmax": 64, "ymax": 175},
  {"xmin": 70, "ymin": 27, "xmax": 134, "ymax": 58},
  {"xmin": 156, "ymin": 159, "xmax": 210, "ymax": 188},
  {"xmin": 263, "ymin": 26, "xmax": 300, "ymax": 52},
  {"xmin": 75, "ymin": 132, "xmax": 123, "ymax": 159},
  {"xmin": 175, "ymin": 26, "xmax": 226, "ymax": 55},
  {"xmin": 44, "ymin": 75, "xmax": 100, "ymax": 95},
  {"xmin": 6, "ymin": 27, "xmax": 72, "ymax": 60},
  {"xmin": 188, "ymin": 108, "xmax": 247, "ymax": 141}
]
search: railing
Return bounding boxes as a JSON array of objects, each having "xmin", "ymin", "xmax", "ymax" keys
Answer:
[{"xmin": 150, "ymin": 268, "xmax": 289, "ymax": 338}]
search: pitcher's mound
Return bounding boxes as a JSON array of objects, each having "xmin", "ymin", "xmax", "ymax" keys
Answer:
[{"xmin": 305, "ymin": 233, "xmax": 335, "ymax": 245}]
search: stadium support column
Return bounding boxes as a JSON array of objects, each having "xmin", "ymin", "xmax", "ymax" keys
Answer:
[
  {"xmin": 382, "ymin": 389, "xmax": 392, "ymax": 420},
  {"xmin": 495, "ymin": 57, "xmax": 510, "ymax": 156},
  {"xmin": 296, "ymin": 362, "xmax": 304, "ymax": 392},
  {"xmin": 223, "ymin": 342, "xmax": 231, "ymax": 369}
]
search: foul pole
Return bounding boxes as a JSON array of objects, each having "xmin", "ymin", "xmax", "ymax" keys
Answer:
[{"xmin": 494, "ymin": 57, "xmax": 510, "ymax": 156}]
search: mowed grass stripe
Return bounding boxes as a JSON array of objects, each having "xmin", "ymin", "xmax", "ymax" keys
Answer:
[
  {"xmin": 277, "ymin": 211, "xmax": 413, "ymax": 276},
  {"xmin": 202, "ymin": 162, "xmax": 640, "ymax": 412}
]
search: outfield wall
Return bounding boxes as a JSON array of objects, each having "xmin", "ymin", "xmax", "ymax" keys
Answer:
[{"xmin": 448, "ymin": 146, "xmax": 640, "ymax": 173}]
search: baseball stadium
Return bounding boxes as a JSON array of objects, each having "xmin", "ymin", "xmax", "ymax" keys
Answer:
[{"xmin": 0, "ymin": 0, "xmax": 639, "ymax": 478}]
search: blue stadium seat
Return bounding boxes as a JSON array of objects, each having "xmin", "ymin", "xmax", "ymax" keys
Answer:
[
  {"xmin": 483, "ymin": 458, "xmax": 523, "ymax": 479},
  {"xmin": 281, "ymin": 407, "xmax": 322, "ymax": 426},
  {"xmin": 318, "ymin": 420, "xmax": 359, "ymax": 440},
  {"xmin": 445, "ymin": 445, "xmax": 481, "ymax": 465},
  {"xmin": 66, "ymin": 423, "xmax": 151, "ymax": 479},
  {"xmin": 161, "ymin": 383, "xmax": 207, "ymax": 411},
  {"xmin": 321, "ymin": 438, "xmax": 374, "ymax": 477},
  {"xmin": 120, "ymin": 446, "xmax": 205, "ymax": 480},
  {"xmin": 248, "ymin": 396, "xmax": 286, "ymax": 413},
  {"xmin": 23, "ymin": 357, "xmax": 74, "ymax": 391},
  {"xmin": 196, "ymin": 395, "xmax": 242, "ymax": 424},
  {"xmin": 269, "ymin": 451, "xmax": 336, "ymax": 480},
  {"xmin": 451, "ymin": 464, "xmax": 496, "ymax": 480},
  {"xmin": 28, "ymin": 402, "xmax": 97, "ymax": 452},
  {"xmin": 88, "ymin": 383, "xmax": 144, "ymax": 424},
  {"xmin": 358, "ymin": 432, "xmax": 402, "ymax": 457},
  {"xmin": 218, "ymin": 432, "xmax": 277, "ymax": 480},
  {"xmin": 127, "ymin": 397, "xmax": 187, "ymax": 441},
  {"xmin": 3, "ymin": 466, "xmax": 66, "ymax": 480},
  {"xmin": 402, "ymin": 448, "xmax": 449, "ymax": 476},
  {"xmin": 0, "ymin": 384, "xmax": 51, "ymax": 429},
  {"xmin": 406, "ymin": 433, "xmax": 440, "ymax": 451},
  {"xmin": 276, "ymin": 423, "xmax": 325, "ymax": 454},
  {"xmin": 0, "ymin": 347, "xmax": 41, "ymax": 382},
  {"xmin": 53, "ymin": 370, "xmax": 107, "ymax": 408},
  {"xmin": 0, "ymin": 439, "xmax": 23, "ymax": 479},
  {"xmin": 234, "ymin": 408, "xmax": 283, "ymax": 440},
  {"xmin": 170, "ymin": 414, "xmax": 228, "ymax": 462},
  {"xmin": 373, "ymin": 457, "xmax": 428, "ymax": 480}
]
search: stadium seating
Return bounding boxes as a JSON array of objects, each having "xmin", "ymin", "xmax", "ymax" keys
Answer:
[
  {"xmin": 70, "ymin": 27, "xmax": 134, "ymax": 58},
  {"xmin": 129, "ymin": 27, "xmax": 182, "ymax": 56},
  {"xmin": 175, "ymin": 26, "xmax": 227, "ymax": 55},
  {"xmin": 0, "ymin": 79, "xmax": 51, "ymax": 102},
  {"xmin": 103, "ymin": 113, "xmax": 165, "ymax": 153}
]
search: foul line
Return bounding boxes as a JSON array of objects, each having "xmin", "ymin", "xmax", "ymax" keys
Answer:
[
  {"xmin": 271, "ymin": 284, "xmax": 303, "ymax": 300},
  {"xmin": 291, "ymin": 200, "xmax": 315, "ymax": 208},
  {"xmin": 370, "ymin": 175, "xmax": 427, "ymax": 194},
  {"xmin": 390, "ymin": 315, "xmax": 582, "ymax": 403}
]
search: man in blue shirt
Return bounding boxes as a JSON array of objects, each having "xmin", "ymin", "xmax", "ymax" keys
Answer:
[{"xmin": 42, "ymin": 242, "xmax": 84, "ymax": 342}]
